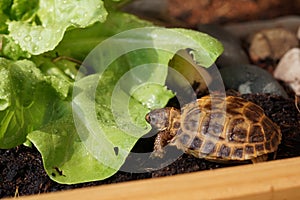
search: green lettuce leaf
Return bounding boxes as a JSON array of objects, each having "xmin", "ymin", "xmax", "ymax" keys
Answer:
[
  {"xmin": 0, "ymin": 14, "xmax": 9, "ymax": 34},
  {"xmin": 0, "ymin": 58, "xmax": 70, "ymax": 148},
  {"xmin": 10, "ymin": 0, "xmax": 39, "ymax": 21},
  {"xmin": 52, "ymin": 12, "xmax": 153, "ymax": 61},
  {"xmin": 173, "ymin": 28, "xmax": 224, "ymax": 67},
  {"xmin": 27, "ymin": 105, "xmax": 118, "ymax": 184},
  {"xmin": 0, "ymin": 0, "xmax": 12, "ymax": 34},
  {"xmin": 8, "ymin": 0, "xmax": 107, "ymax": 55},
  {"xmin": 0, "ymin": 35, "xmax": 31, "ymax": 60}
]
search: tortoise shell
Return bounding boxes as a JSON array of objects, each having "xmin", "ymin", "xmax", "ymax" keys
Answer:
[{"xmin": 146, "ymin": 95, "xmax": 282, "ymax": 163}]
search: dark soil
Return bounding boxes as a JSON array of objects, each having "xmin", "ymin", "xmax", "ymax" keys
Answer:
[{"xmin": 1, "ymin": 93, "xmax": 300, "ymax": 198}]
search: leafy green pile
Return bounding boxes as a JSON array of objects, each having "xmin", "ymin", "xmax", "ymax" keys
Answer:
[{"xmin": 0, "ymin": 0, "xmax": 223, "ymax": 184}]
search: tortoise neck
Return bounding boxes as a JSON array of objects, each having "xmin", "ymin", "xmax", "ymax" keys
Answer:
[{"xmin": 168, "ymin": 107, "xmax": 181, "ymax": 137}]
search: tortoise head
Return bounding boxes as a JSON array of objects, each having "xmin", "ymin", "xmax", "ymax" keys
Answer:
[{"xmin": 145, "ymin": 107, "xmax": 180, "ymax": 131}]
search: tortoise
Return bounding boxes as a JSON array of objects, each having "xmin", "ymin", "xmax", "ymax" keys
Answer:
[{"xmin": 145, "ymin": 95, "xmax": 282, "ymax": 163}]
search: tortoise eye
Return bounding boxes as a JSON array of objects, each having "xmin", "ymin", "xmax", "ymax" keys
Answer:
[
  {"xmin": 145, "ymin": 113, "xmax": 151, "ymax": 123},
  {"xmin": 146, "ymin": 113, "xmax": 159, "ymax": 125}
]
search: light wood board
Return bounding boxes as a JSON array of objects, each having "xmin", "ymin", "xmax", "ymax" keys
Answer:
[{"xmin": 6, "ymin": 157, "xmax": 300, "ymax": 200}]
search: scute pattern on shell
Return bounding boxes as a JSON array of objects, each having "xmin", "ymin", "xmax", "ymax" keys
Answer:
[{"xmin": 171, "ymin": 95, "xmax": 281, "ymax": 161}]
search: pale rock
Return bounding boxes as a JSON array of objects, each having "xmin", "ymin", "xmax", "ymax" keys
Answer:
[
  {"xmin": 248, "ymin": 28, "xmax": 298, "ymax": 62},
  {"xmin": 274, "ymin": 48, "xmax": 300, "ymax": 95}
]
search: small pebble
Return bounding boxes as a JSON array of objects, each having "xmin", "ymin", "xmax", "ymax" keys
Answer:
[
  {"xmin": 274, "ymin": 48, "xmax": 300, "ymax": 96},
  {"xmin": 248, "ymin": 28, "xmax": 298, "ymax": 62},
  {"xmin": 220, "ymin": 64, "xmax": 288, "ymax": 97},
  {"xmin": 197, "ymin": 24, "xmax": 249, "ymax": 68}
]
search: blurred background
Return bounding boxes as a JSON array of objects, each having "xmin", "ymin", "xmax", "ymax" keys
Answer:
[{"xmin": 123, "ymin": 0, "xmax": 300, "ymax": 27}]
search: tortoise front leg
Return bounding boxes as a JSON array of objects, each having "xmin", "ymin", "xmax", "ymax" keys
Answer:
[{"xmin": 151, "ymin": 130, "xmax": 173, "ymax": 158}]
